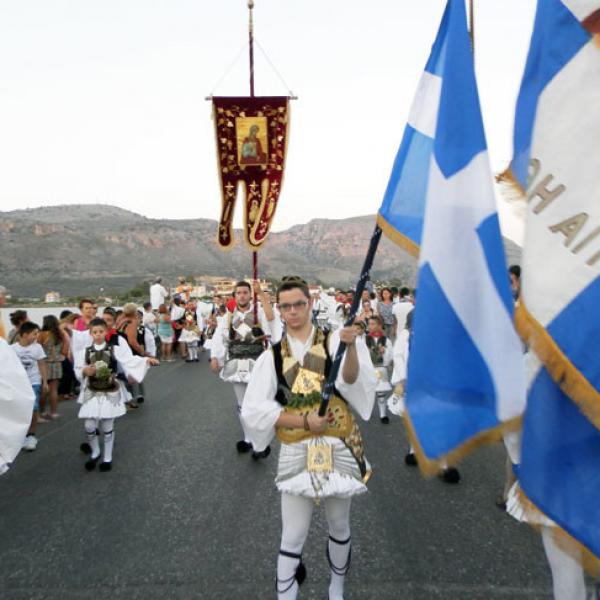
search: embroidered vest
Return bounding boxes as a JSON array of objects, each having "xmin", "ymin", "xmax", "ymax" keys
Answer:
[
  {"xmin": 365, "ymin": 334, "xmax": 387, "ymax": 366},
  {"xmin": 227, "ymin": 310, "xmax": 264, "ymax": 360},
  {"xmin": 85, "ymin": 345, "xmax": 118, "ymax": 392},
  {"xmin": 272, "ymin": 329, "xmax": 367, "ymax": 477}
]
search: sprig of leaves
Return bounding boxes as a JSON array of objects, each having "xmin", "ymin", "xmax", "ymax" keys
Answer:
[{"xmin": 286, "ymin": 390, "xmax": 323, "ymax": 410}]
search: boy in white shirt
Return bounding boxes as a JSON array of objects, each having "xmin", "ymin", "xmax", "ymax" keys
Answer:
[{"xmin": 11, "ymin": 322, "xmax": 48, "ymax": 451}]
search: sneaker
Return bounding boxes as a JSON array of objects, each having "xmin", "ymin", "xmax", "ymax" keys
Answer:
[
  {"xmin": 49, "ymin": 413, "xmax": 60, "ymax": 420},
  {"xmin": 37, "ymin": 415, "xmax": 50, "ymax": 424},
  {"xmin": 136, "ymin": 396, "xmax": 145, "ymax": 404},
  {"xmin": 22, "ymin": 435, "xmax": 38, "ymax": 451},
  {"xmin": 380, "ymin": 416, "xmax": 390, "ymax": 424}
]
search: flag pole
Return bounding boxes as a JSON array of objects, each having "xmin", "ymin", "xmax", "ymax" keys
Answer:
[
  {"xmin": 318, "ymin": 224, "xmax": 383, "ymax": 417},
  {"xmin": 248, "ymin": 0, "xmax": 259, "ymax": 324},
  {"xmin": 468, "ymin": 0, "xmax": 474, "ymax": 55}
]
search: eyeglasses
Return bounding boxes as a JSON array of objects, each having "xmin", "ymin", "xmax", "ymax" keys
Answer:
[{"xmin": 279, "ymin": 300, "xmax": 308, "ymax": 313}]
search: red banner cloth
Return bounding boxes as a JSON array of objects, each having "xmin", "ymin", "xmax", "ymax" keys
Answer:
[{"xmin": 212, "ymin": 96, "xmax": 289, "ymax": 250}]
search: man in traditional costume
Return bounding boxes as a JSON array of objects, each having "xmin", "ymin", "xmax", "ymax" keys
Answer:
[
  {"xmin": 242, "ymin": 276, "xmax": 376, "ymax": 600},
  {"xmin": 210, "ymin": 280, "xmax": 281, "ymax": 457},
  {"xmin": 503, "ymin": 428, "xmax": 587, "ymax": 599}
]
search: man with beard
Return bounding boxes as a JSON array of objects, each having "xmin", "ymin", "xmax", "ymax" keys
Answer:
[{"xmin": 210, "ymin": 280, "xmax": 281, "ymax": 458}]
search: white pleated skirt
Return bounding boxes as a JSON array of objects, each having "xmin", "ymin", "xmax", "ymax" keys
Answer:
[
  {"xmin": 77, "ymin": 381, "xmax": 130, "ymax": 420},
  {"xmin": 275, "ymin": 437, "xmax": 369, "ymax": 499}
]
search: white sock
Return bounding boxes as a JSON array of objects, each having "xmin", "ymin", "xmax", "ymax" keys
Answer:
[
  {"xmin": 377, "ymin": 394, "xmax": 387, "ymax": 418},
  {"xmin": 541, "ymin": 526, "xmax": 586, "ymax": 600},
  {"xmin": 101, "ymin": 419, "xmax": 115, "ymax": 463},
  {"xmin": 84, "ymin": 419, "xmax": 100, "ymax": 459},
  {"xmin": 325, "ymin": 497, "xmax": 352, "ymax": 600},
  {"xmin": 278, "ymin": 494, "xmax": 314, "ymax": 600},
  {"xmin": 276, "ymin": 551, "xmax": 301, "ymax": 600}
]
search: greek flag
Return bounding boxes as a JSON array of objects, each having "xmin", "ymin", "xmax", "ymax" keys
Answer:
[
  {"xmin": 378, "ymin": 0, "xmax": 525, "ymax": 473},
  {"xmin": 507, "ymin": 0, "xmax": 600, "ymax": 564}
]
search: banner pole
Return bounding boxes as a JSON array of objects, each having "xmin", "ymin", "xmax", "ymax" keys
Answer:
[
  {"xmin": 247, "ymin": 0, "xmax": 260, "ymax": 324},
  {"xmin": 318, "ymin": 224, "xmax": 383, "ymax": 416},
  {"xmin": 468, "ymin": 0, "xmax": 475, "ymax": 56}
]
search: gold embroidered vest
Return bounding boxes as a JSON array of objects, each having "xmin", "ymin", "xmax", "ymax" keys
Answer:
[{"xmin": 272, "ymin": 329, "xmax": 367, "ymax": 477}]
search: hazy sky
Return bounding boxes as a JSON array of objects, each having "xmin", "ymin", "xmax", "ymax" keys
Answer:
[{"xmin": 0, "ymin": 0, "xmax": 535, "ymax": 243}]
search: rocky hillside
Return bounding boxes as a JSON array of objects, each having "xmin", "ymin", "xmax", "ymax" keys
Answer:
[{"xmin": 0, "ymin": 205, "xmax": 521, "ymax": 297}]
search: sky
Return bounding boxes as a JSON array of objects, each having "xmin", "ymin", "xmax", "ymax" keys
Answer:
[{"xmin": 0, "ymin": 0, "xmax": 535, "ymax": 244}]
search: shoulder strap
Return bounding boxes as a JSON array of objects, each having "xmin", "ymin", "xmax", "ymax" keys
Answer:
[
  {"xmin": 271, "ymin": 342, "xmax": 288, "ymax": 406},
  {"xmin": 323, "ymin": 330, "xmax": 333, "ymax": 378},
  {"xmin": 322, "ymin": 330, "xmax": 348, "ymax": 404}
]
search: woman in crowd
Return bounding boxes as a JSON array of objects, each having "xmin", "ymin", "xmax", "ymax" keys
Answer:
[
  {"xmin": 8, "ymin": 310, "xmax": 28, "ymax": 344},
  {"xmin": 38, "ymin": 315, "xmax": 70, "ymax": 420},
  {"xmin": 377, "ymin": 287, "xmax": 396, "ymax": 341},
  {"xmin": 157, "ymin": 304, "xmax": 175, "ymax": 362}
]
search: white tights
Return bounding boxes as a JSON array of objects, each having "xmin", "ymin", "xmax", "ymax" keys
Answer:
[
  {"xmin": 84, "ymin": 418, "xmax": 115, "ymax": 463},
  {"xmin": 232, "ymin": 383, "xmax": 251, "ymax": 443},
  {"xmin": 277, "ymin": 493, "xmax": 352, "ymax": 600},
  {"xmin": 541, "ymin": 526, "xmax": 586, "ymax": 600},
  {"xmin": 376, "ymin": 392, "xmax": 388, "ymax": 419}
]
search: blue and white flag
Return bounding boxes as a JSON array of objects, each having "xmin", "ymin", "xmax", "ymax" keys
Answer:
[
  {"xmin": 505, "ymin": 0, "xmax": 600, "ymax": 567},
  {"xmin": 378, "ymin": 0, "xmax": 526, "ymax": 474}
]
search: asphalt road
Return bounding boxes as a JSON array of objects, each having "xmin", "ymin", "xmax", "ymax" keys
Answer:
[{"xmin": 0, "ymin": 353, "xmax": 561, "ymax": 599}]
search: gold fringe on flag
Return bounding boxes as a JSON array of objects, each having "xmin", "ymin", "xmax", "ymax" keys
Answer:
[
  {"xmin": 376, "ymin": 213, "xmax": 420, "ymax": 258},
  {"xmin": 401, "ymin": 408, "xmax": 522, "ymax": 478},
  {"xmin": 515, "ymin": 487, "xmax": 600, "ymax": 578},
  {"xmin": 515, "ymin": 302, "xmax": 600, "ymax": 431},
  {"xmin": 496, "ymin": 166, "xmax": 526, "ymax": 198}
]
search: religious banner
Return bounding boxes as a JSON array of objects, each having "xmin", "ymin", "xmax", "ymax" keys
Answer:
[{"xmin": 212, "ymin": 96, "xmax": 289, "ymax": 250}]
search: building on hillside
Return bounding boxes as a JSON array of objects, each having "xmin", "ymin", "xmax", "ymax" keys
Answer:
[{"xmin": 45, "ymin": 291, "xmax": 61, "ymax": 303}]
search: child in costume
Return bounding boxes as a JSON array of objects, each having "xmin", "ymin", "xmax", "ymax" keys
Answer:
[
  {"xmin": 179, "ymin": 310, "xmax": 201, "ymax": 362},
  {"xmin": 365, "ymin": 315, "xmax": 393, "ymax": 424},
  {"xmin": 75, "ymin": 318, "xmax": 158, "ymax": 472}
]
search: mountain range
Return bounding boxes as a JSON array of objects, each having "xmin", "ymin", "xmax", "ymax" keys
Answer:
[{"xmin": 0, "ymin": 205, "xmax": 521, "ymax": 297}]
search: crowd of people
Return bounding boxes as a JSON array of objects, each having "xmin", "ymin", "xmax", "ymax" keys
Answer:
[{"xmin": 2, "ymin": 267, "xmax": 584, "ymax": 600}]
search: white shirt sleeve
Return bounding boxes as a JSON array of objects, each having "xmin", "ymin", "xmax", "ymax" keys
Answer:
[
  {"xmin": 32, "ymin": 343, "xmax": 47, "ymax": 361},
  {"xmin": 262, "ymin": 308, "xmax": 283, "ymax": 344},
  {"xmin": 144, "ymin": 329, "xmax": 156, "ymax": 357},
  {"xmin": 210, "ymin": 315, "xmax": 228, "ymax": 364},
  {"xmin": 391, "ymin": 330, "xmax": 410, "ymax": 385},
  {"xmin": 329, "ymin": 331, "xmax": 377, "ymax": 421},
  {"xmin": 382, "ymin": 339, "xmax": 393, "ymax": 367},
  {"xmin": 113, "ymin": 341, "xmax": 150, "ymax": 383},
  {"xmin": 71, "ymin": 330, "xmax": 91, "ymax": 364},
  {"xmin": 241, "ymin": 350, "xmax": 283, "ymax": 452},
  {"xmin": 73, "ymin": 345, "xmax": 86, "ymax": 383}
]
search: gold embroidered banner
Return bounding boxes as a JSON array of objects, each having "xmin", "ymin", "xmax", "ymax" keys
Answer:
[{"xmin": 212, "ymin": 96, "xmax": 289, "ymax": 250}]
